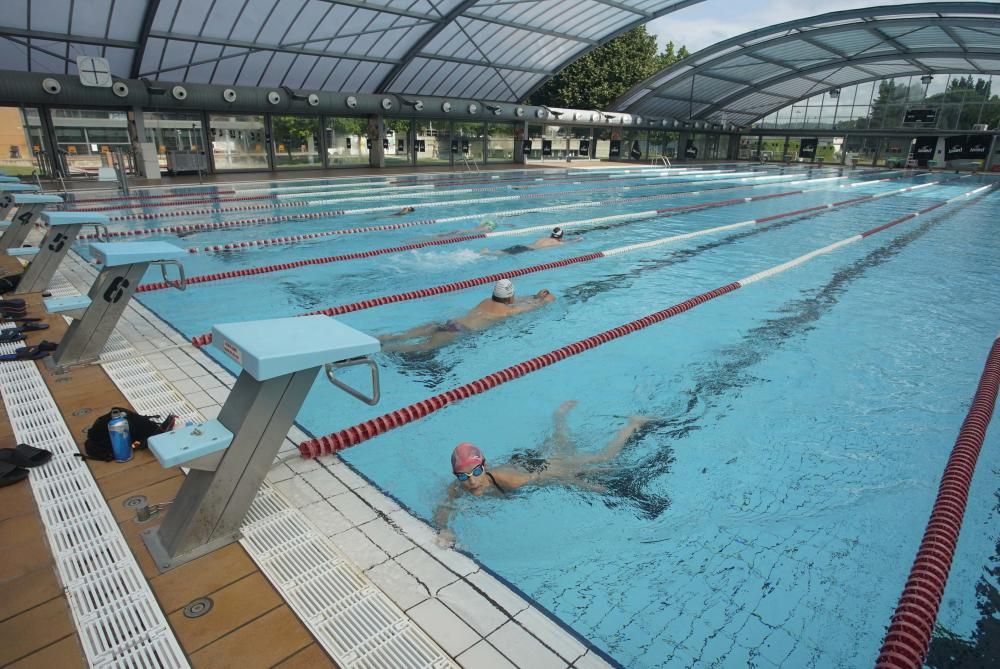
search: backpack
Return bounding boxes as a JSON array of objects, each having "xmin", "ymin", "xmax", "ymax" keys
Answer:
[
  {"xmin": 0, "ymin": 272, "xmax": 22, "ymax": 293},
  {"xmin": 79, "ymin": 408, "xmax": 177, "ymax": 462}
]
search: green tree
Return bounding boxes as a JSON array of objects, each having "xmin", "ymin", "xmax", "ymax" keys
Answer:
[
  {"xmin": 527, "ymin": 27, "xmax": 688, "ymax": 109},
  {"xmin": 271, "ymin": 116, "xmax": 318, "ymax": 159}
]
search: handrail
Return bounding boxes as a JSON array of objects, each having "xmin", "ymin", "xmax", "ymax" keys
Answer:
[
  {"xmin": 325, "ymin": 356, "xmax": 380, "ymax": 405},
  {"xmin": 151, "ymin": 259, "xmax": 186, "ymax": 291}
]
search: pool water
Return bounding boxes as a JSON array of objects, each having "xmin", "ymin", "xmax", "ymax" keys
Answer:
[{"xmin": 96, "ymin": 166, "xmax": 1000, "ymax": 668}]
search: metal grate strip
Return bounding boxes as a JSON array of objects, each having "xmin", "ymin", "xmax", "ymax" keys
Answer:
[{"xmin": 0, "ymin": 323, "xmax": 189, "ymax": 669}]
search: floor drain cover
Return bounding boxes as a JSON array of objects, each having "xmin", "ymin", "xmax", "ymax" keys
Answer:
[
  {"xmin": 72, "ymin": 408, "xmax": 92, "ymax": 416},
  {"xmin": 123, "ymin": 495, "xmax": 147, "ymax": 509},
  {"xmin": 184, "ymin": 597, "xmax": 213, "ymax": 618}
]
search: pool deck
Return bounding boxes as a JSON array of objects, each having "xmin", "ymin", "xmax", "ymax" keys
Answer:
[{"xmin": 0, "ymin": 205, "xmax": 615, "ymax": 667}]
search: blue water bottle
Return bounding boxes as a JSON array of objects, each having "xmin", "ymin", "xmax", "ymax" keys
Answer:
[{"xmin": 107, "ymin": 410, "xmax": 133, "ymax": 462}]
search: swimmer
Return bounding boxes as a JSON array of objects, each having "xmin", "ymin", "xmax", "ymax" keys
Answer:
[
  {"xmin": 392, "ymin": 206, "xmax": 416, "ymax": 216},
  {"xmin": 482, "ymin": 226, "xmax": 572, "ymax": 256},
  {"xmin": 434, "ymin": 401, "xmax": 654, "ymax": 546},
  {"xmin": 434, "ymin": 219, "xmax": 498, "ymax": 239},
  {"xmin": 379, "ymin": 279, "xmax": 555, "ymax": 353}
]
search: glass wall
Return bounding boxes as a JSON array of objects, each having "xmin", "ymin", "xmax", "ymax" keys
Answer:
[
  {"xmin": 384, "ymin": 119, "xmax": 411, "ymax": 166},
  {"xmin": 621, "ymin": 129, "xmax": 644, "ymax": 160},
  {"xmin": 753, "ymin": 74, "xmax": 1000, "ymax": 132},
  {"xmin": 272, "ymin": 115, "xmax": 321, "ymax": 169},
  {"xmin": 49, "ymin": 109, "xmax": 130, "ymax": 175},
  {"xmin": 0, "ymin": 107, "xmax": 44, "ymax": 175},
  {"xmin": 325, "ymin": 116, "xmax": 367, "ymax": 167},
  {"xmin": 143, "ymin": 111, "xmax": 203, "ymax": 174},
  {"xmin": 487, "ymin": 123, "xmax": 516, "ymax": 163},
  {"xmin": 210, "ymin": 114, "xmax": 267, "ymax": 171},
  {"xmin": 453, "ymin": 121, "xmax": 485, "ymax": 164},
  {"xmin": 415, "ymin": 120, "xmax": 449, "ymax": 165},
  {"xmin": 569, "ymin": 126, "xmax": 592, "ymax": 158},
  {"xmin": 593, "ymin": 127, "xmax": 613, "ymax": 159},
  {"xmin": 648, "ymin": 131, "xmax": 678, "ymax": 159}
]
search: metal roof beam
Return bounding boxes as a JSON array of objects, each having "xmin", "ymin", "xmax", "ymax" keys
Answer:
[
  {"xmin": 131, "ymin": 0, "xmax": 161, "ymax": 78},
  {"xmin": 861, "ymin": 25, "xmax": 933, "ymax": 74},
  {"xmin": 312, "ymin": 0, "xmax": 439, "ymax": 22},
  {"xmin": 146, "ymin": 30, "xmax": 401, "ymax": 65},
  {"xmin": 461, "ymin": 12, "xmax": 597, "ymax": 45},
  {"xmin": 409, "ymin": 53, "xmax": 552, "ymax": 75},
  {"xmin": 0, "ymin": 26, "xmax": 138, "ymax": 50}
]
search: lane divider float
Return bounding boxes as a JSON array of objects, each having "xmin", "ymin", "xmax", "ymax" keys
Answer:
[
  {"xmin": 186, "ymin": 178, "xmax": 959, "ymax": 346},
  {"xmin": 298, "ymin": 183, "xmax": 996, "ymax": 457}
]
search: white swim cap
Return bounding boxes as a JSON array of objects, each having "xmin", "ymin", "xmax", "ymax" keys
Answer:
[
  {"xmin": 482, "ymin": 219, "xmax": 498, "ymax": 231},
  {"xmin": 492, "ymin": 279, "xmax": 514, "ymax": 299},
  {"xmin": 551, "ymin": 227, "xmax": 563, "ymax": 239}
]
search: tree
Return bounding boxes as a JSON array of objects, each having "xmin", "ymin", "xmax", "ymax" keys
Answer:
[
  {"xmin": 526, "ymin": 27, "xmax": 688, "ymax": 109},
  {"xmin": 271, "ymin": 116, "xmax": 317, "ymax": 159}
]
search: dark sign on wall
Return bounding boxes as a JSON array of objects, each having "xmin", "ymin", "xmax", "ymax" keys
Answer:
[
  {"xmin": 462, "ymin": 139, "xmax": 470, "ymax": 153},
  {"xmin": 578, "ymin": 139, "xmax": 591, "ymax": 155},
  {"xmin": 451, "ymin": 140, "xmax": 459, "ymax": 153},
  {"xmin": 417, "ymin": 139, "xmax": 426, "ymax": 153},
  {"xmin": 798, "ymin": 138, "xmax": 818, "ymax": 159},
  {"xmin": 398, "ymin": 139, "xmax": 406, "ymax": 152},
  {"xmin": 522, "ymin": 140, "xmax": 533, "ymax": 153},
  {"xmin": 346, "ymin": 137, "xmax": 351, "ymax": 149},
  {"xmin": 383, "ymin": 139, "xmax": 389, "ymax": 150},
  {"xmin": 629, "ymin": 141, "xmax": 642, "ymax": 160},
  {"xmin": 542, "ymin": 139, "xmax": 552, "ymax": 156},
  {"xmin": 609, "ymin": 140, "xmax": 622, "ymax": 158},
  {"xmin": 913, "ymin": 136, "xmax": 937, "ymax": 166},
  {"xmin": 967, "ymin": 135, "xmax": 989, "ymax": 158},
  {"xmin": 684, "ymin": 140, "xmax": 697, "ymax": 159},
  {"xmin": 904, "ymin": 108, "xmax": 938, "ymax": 124},
  {"xmin": 945, "ymin": 135, "xmax": 967, "ymax": 159}
]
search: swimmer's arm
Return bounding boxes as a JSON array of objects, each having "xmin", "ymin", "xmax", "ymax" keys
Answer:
[
  {"xmin": 432, "ymin": 482, "xmax": 460, "ymax": 529},
  {"xmin": 490, "ymin": 467, "xmax": 543, "ymax": 490},
  {"xmin": 509, "ymin": 293, "xmax": 553, "ymax": 315}
]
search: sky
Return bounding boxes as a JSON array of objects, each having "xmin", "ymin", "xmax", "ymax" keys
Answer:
[{"xmin": 647, "ymin": 0, "xmax": 997, "ymax": 54}]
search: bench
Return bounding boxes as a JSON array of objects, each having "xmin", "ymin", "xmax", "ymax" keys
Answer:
[{"xmin": 148, "ymin": 419, "xmax": 234, "ymax": 471}]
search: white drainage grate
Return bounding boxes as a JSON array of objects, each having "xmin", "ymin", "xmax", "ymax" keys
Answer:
[
  {"xmin": 95, "ymin": 315, "xmax": 455, "ymax": 669},
  {"xmin": 0, "ymin": 324, "xmax": 189, "ymax": 669}
]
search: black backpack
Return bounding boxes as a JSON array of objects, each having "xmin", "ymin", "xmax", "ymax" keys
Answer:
[
  {"xmin": 79, "ymin": 408, "xmax": 176, "ymax": 462},
  {"xmin": 0, "ymin": 272, "xmax": 22, "ymax": 293}
]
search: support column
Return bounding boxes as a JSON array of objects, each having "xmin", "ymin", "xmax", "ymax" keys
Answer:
[
  {"xmin": 985, "ymin": 134, "xmax": 998, "ymax": 171},
  {"xmin": 38, "ymin": 106, "xmax": 65, "ymax": 179},
  {"xmin": 368, "ymin": 114, "xmax": 385, "ymax": 169}
]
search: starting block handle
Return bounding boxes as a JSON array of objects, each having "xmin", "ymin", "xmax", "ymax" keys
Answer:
[
  {"xmin": 152, "ymin": 259, "xmax": 186, "ymax": 291},
  {"xmin": 325, "ymin": 356, "xmax": 380, "ymax": 406},
  {"xmin": 89, "ymin": 223, "xmax": 109, "ymax": 242}
]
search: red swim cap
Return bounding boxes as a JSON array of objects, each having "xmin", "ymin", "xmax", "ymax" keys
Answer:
[{"xmin": 451, "ymin": 442, "xmax": 484, "ymax": 472}]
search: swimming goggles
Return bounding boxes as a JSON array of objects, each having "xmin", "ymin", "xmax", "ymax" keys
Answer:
[{"xmin": 454, "ymin": 464, "xmax": 485, "ymax": 481}]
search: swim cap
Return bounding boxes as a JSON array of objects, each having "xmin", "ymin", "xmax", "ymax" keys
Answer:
[
  {"xmin": 452, "ymin": 442, "xmax": 484, "ymax": 472},
  {"xmin": 492, "ymin": 279, "xmax": 514, "ymax": 299},
  {"xmin": 482, "ymin": 219, "xmax": 497, "ymax": 231},
  {"xmin": 551, "ymin": 227, "xmax": 564, "ymax": 240}
]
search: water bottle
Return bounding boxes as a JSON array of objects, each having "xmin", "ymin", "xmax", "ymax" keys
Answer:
[{"xmin": 107, "ymin": 410, "xmax": 133, "ymax": 462}]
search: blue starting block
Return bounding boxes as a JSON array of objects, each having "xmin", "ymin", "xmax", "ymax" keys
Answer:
[
  {"xmin": 15, "ymin": 211, "xmax": 108, "ymax": 295},
  {"xmin": 0, "ymin": 176, "xmax": 20, "ymax": 182},
  {"xmin": 0, "ymin": 194, "xmax": 63, "ymax": 253},
  {"xmin": 142, "ymin": 315, "xmax": 380, "ymax": 571},
  {"xmin": 50, "ymin": 240, "xmax": 186, "ymax": 368},
  {"xmin": 0, "ymin": 184, "xmax": 40, "ymax": 219}
]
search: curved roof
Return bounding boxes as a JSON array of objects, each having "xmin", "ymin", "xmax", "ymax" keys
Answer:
[
  {"xmin": 613, "ymin": 2, "xmax": 1000, "ymax": 126},
  {"xmin": 0, "ymin": 0, "xmax": 703, "ymax": 102}
]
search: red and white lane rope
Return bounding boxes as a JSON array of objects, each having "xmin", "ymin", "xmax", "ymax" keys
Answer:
[
  {"xmin": 66, "ymin": 188, "xmax": 236, "ymax": 204},
  {"xmin": 875, "ymin": 330, "xmax": 1000, "ymax": 669},
  {"xmin": 298, "ymin": 183, "xmax": 996, "ymax": 457},
  {"xmin": 186, "ymin": 178, "xmax": 956, "ymax": 346}
]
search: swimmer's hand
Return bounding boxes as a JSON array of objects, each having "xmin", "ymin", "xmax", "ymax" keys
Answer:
[
  {"xmin": 534, "ymin": 289, "xmax": 555, "ymax": 303},
  {"xmin": 436, "ymin": 528, "xmax": 456, "ymax": 548}
]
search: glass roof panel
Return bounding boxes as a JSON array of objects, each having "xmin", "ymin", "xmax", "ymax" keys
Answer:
[
  {"xmin": 894, "ymin": 25, "xmax": 962, "ymax": 49},
  {"xmin": 754, "ymin": 40, "xmax": 837, "ymax": 64},
  {"xmin": 235, "ymin": 50, "xmax": 274, "ymax": 84},
  {"xmin": 71, "ymin": 0, "xmax": 114, "ymax": 38},
  {"xmin": 0, "ymin": 39, "xmax": 28, "ymax": 70},
  {"xmin": 258, "ymin": 51, "xmax": 296, "ymax": 85},
  {"xmin": 30, "ymin": 39, "xmax": 68, "ymax": 73},
  {"xmin": 229, "ymin": 0, "xmax": 279, "ymax": 42},
  {"xmin": 5, "ymin": 0, "xmax": 27, "ymax": 30},
  {"xmin": 952, "ymin": 26, "xmax": 1000, "ymax": 48},
  {"xmin": 209, "ymin": 47, "xmax": 249, "ymax": 83},
  {"xmin": 32, "ymin": 0, "xmax": 71, "ymax": 34},
  {"xmin": 161, "ymin": 40, "xmax": 197, "ymax": 71},
  {"xmin": 172, "ymin": 0, "xmax": 216, "ymax": 35},
  {"xmin": 810, "ymin": 31, "xmax": 884, "ymax": 56},
  {"xmin": 761, "ymin": 78, "xmax": 824, "ymax": 99},
  {"xmin": 917, "ymin": 57, "xmax": 979, "ymax": 70}
]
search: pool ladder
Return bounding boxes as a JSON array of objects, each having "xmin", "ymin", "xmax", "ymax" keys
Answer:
[
  {"xmin": 651, "ymin": 155, "xmax": 671, "ymax": 168},
  {"xmin": 462, "ymin": 154, "xmax": 480, "ymax": 173}
]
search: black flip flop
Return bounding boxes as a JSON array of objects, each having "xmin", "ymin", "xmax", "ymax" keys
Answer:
[
  {"xmin": 14, "ymin": 341, "xmax": 58, "ymax": 356},
  {"xmin": 0, "ymin": 443, "xmax": 52, "ymax": 468},
  {"xmin": 0, "ymin": 461, "xmax": 29, "ymax": 487}
]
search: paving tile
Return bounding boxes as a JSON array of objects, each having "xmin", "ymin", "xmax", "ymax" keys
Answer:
[
  {"xmin": 189, "ymin": 606, "xmax": 312, "ymax": 669},
  {"xmin": 170, "ymin": 379, "xmax": 202, "ymax": 395},
  {"xmin": 487, "ymin": 621, "xmax": 568, "ymax": 669},
  {"xmin": 424, "ymin": 541, "xmax": 479, "ymax": 577},
  {"xmin": 207, "ymin": 387, "xmax": 230, "ymax": 403},
  {"xmin": 515, "ymin": 606, "xmax": 587, "ymax": 664},
  {"xmin": 328, "ymin": 460, "xmax": 369, "ymax": 489},
  {"xmin": 359, "ymin": 517, "xmax": 415, "ymax": 557},
  {"xmin": 572, "ymin": 650, "xmax": 615, "ymax": 669},
  {"xmin": 186, "ymin": 390, "xmax": 216, "ymax": 409},
  {"xmin": 466, "ymin": 571, "xmax": 531, "ymax": 618},
  {"xmin": 272, "ymin": 643, "xmax": 338, "ymax": 669},
  {"xmin": 438, "ymin": 579, "xmax": 509, "ymax": 636},
  {"xmin": 456, "ymin": 640, "xmax": 518, "ymax": 669},
  {"xmin": 160, "ymin": 367, "xmax": 188, "ymax": 382},
  {"xmin": 366, "ymin": 559, "xmax": 430, "ymax": 611},
  {"xmin": 286, "ymin": 456, "xmax": 320, "ymax": 474},
  {"xmin": 407, "ymin": 598, "xmax": 480, "ymax": 657},
  {"xmin": 169, "ymin": 572, "xmax": 282, "ymax": 653},
  {"xmin": 354, "ymin": 483, "xmax": 402, "ymax": 514},
  {"xmin": 328, "ymin": 490, "xmax": 377, "ymax": 525},
  {"xmin": 150, "ymin": 542, "xmax": 257, "ymax": 614},
  {"xmin": 396, "ymin": 547, "xmax": 460, "ymax": 595},
  {"xmin": 300, "ymin": 500, "xmax": 354, "ymax": 537},
  {"xmin": 273, "ymin": 476, "xmax": 322, "ymax": 507},
  {"xmin": 200, "ymin": 404, "xmax": 222, "ymax": 419},
  {"xmin": 328, "ymin": 527, "xmax": 388, "ymax": 571},
  {"xmin": 0, "ymin": 598, "xmax": 77, "ymax": 666},
  {"xmin": 388, "ymin": 508, "xmax": 439, "ymax": 547},
  {"xmin": 265, "ymin": 463, "xmax": 295, "ymax": 484},
  {"xmin": 6, "ymin": 635, "xmax": 86, "ymax": 669},
  {"xmin": 301, "ymin": 467, "xmax": 349, "ymax": 498}
]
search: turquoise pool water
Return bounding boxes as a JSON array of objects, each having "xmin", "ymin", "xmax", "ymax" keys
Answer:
[{"xmin": 94, "ymin": 166, "xmax": 1000, "ymax": 668}]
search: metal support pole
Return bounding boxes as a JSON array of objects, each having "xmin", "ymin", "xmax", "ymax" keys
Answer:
[
  {"xmin": 0, "ymin": 204, "xmax": 45, "ymax": 251},
  {"xmin": 14, "ymin": 222, "xmax": 86, "ymax": 293}
]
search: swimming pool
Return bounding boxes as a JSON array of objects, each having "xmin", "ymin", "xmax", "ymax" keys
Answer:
[{"xmin": 76, "ymin": 165, "xmax": 1000, "ymax": 668}]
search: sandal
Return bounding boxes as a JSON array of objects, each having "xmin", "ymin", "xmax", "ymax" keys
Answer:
[
  {"xmin": 0, "ymin": 444, "xmax": 52, "ymax": 468},
  {"xmin": 0, "ymin": 461, "xmax": 29, "ymax": 487},
  {"xmin": 0, "ymin": 331, "xmax": 25, "ymax": 344},
  {"xmin": 13, "ymin": 341, "xmax": 58, "ymax": 355},
  {"xmin": 0, "ymin": 347, "xmax": 49, "ymax": 361}
]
